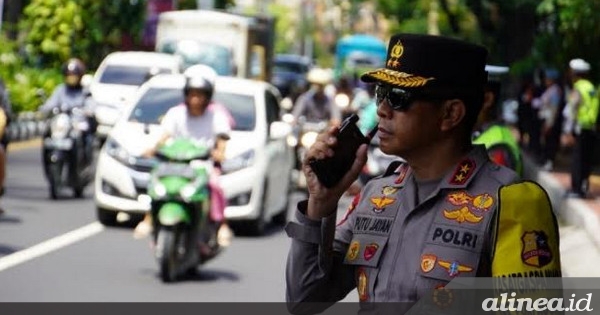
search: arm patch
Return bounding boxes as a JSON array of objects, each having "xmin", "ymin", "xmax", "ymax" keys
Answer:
[{"xmin": 491, "ymin": 181, "xmax": 561, "ymax": 277}]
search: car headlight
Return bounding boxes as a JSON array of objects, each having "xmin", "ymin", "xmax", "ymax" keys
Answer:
[
  {"xmin": 104, "ymin": 137, "xmax": 133, "ymax": 165},
  {"xmin": 300, "ymin": 131, "xmax": 318, "ymax": 148},
  {"xmin": 221, "ymin": 149, "xmax": 255, "ymax": 174},
  {"xmin": 50, "ymin": 113, "xmax": 71, "ymax": 139}
]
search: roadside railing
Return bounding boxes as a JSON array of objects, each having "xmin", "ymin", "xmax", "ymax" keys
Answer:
[{"xmin": 5, "ymin": 111, "xmax": 48, "ymax": 142}]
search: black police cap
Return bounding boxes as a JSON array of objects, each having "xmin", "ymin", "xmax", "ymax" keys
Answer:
[{"xmin": 361, "ymin": 33, "xmax": 488, "ymax": 90}]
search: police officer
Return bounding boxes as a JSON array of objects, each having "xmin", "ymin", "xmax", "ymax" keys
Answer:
[
  {"xmin": 565, "ymin": 59, "xmax": 599, "ymax": 198},
  {"xmin": 285, "ymin": 34, "xmax": 561, "ymax": 312},
  {"xmin": 473, "ymin": 65, "xmax": 523, "ymax": 176}
]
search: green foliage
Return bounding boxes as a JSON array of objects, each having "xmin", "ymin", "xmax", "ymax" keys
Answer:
[
  {"xmin": 536, "ymin": 0, "xmax": 600, "ymax": 82},
  {"xmin": 0, "ymin": 33, "xmax": 61, "ymax": 113},
  {"xmin": 21, "ymin": 0, "xmax": 146, "ymax": 70},
  {"xmin": 268, "ymin": 4, "xmax": 296, "ymax": 54}
]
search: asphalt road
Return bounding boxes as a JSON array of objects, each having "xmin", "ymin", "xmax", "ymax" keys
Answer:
[
  {"xmin": 0, "ymin": 142, "xmax": 335, "ymax": 302},
  {"xmin": 3, "ymin": 141, "xmax": 594, "ymax": 302}
]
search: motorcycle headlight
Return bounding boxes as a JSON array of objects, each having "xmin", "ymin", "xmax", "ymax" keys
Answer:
[
  {"xmin": 180, "ymin": 184, "xmax": 197, "ymax": 202},
  {"xmin": 335, "ymin": 93, "xmax": 350, "ymax": 109},
  {"xmin": 153, "ymin": 182, "xmax": 167, "ymax": 198},
  {"xmin": 50, "ymin": 113, "xmax": 71, "ymax": 139},
  {"xmin": 300, "ymin": 131, "xmax": 318, "ymax": 148},
  {"xmin": 105, "ymin": 137, "xmax": 133, "ymax": 165},
  {"xmin": 221, "ymin": 149, "xmax": 255, "ymax": 174}
]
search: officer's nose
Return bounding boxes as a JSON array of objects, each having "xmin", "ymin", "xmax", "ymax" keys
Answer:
[{"xmin": 376, "ymin": 98, "xmax": 393, "ymax": 119}]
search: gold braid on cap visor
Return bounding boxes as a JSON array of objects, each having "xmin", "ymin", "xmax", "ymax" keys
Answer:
[{"xmin": 364, "ymin": 68, "xmax": 435, "ymax": 88}]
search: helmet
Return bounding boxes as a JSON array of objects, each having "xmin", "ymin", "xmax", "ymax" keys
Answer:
[
  {"xmin": 183, "ymin": 64, "xmax": 216, "ymax": 98},
  {"xmin": 62, "ymin": 58, "xmax": 86, "ymax": 76},
  {"xmin": 569, "ymin": 58, "xmax": 590, "ymax": 73},
  {"xmin": 307, "ymin": 68, "xmax": 333, "ymax": 85}
]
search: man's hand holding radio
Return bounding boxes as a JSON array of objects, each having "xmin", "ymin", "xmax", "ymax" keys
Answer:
[{"xmin": 302, "ymin": 126, "xmax": 368, "ymax": 221}]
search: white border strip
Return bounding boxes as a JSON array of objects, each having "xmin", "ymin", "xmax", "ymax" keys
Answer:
[{"xmin": 0, "ymin": 222, "xmax": 105, "ymax": 272}]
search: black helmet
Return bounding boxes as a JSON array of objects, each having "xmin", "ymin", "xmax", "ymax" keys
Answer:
[{"xmin": 62, "ymin": 58, "xmax": 86, "ymax": 76}]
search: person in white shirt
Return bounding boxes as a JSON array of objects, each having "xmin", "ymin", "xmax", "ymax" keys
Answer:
[{"xmin": 134, "ymin": 65, "xmax": 233, "ymax": 246}]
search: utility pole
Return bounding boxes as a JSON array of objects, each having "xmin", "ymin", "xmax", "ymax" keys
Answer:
[{"xmin": 0, "ymin": 0, "xmax": 4, "ymax": 32}]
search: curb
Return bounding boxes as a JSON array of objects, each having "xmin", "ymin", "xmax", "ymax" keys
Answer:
[{"xmin": 522, "ymin": 152, "xmax": 600, "ymax": 250}]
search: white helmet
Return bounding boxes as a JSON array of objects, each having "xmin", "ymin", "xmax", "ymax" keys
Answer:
[
  {"xmin": 183, "ymin": 64, "xmax": 217, "ymax": 97},
  {"xmin": 307, "ymin": 68, "xmax": 333, "ymax": 85},
  {"xmin": 569, "ymin": 58, "xmax": 591, "ymax": 73}
]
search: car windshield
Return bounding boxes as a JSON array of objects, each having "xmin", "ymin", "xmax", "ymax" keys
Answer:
[
  {"xmin": 128, "ymin": 87, "xmax": 255, "ymax": 131},
  {"xmin": 99, "ymin": 65, "xmax": 172, "ymax": 86},
  {"xmin": 159, "ymin": 40, "xmax": 233, "ymax": 76},
  {"xmin": 274, "ymin": 61, "xmax": 308, "ymax": 74}
]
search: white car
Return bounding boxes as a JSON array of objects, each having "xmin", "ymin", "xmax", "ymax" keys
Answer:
[
  {"xmin": 90, "ymin": 51, "xmax": 182, "ymax": 140},
  {"xmin": 94, "ymin": 74, "xmax": 295, "ymax": 235}
]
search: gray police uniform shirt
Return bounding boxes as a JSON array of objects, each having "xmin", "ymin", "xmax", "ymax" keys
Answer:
[{"xmin": 285, "ymin": 145, "xmax": 518, "ymax": 306}]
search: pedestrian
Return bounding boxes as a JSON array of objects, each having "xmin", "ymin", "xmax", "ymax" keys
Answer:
[
  {"xmin": 564, "ymin": 58, "xmax": 599, "ymax": 198},
  {"xmin": 535, "ymin": 68, "xmax": 564, "ymax": 171},
  {"xmin": 285, "ymin": 33, "xmax": 561, "ymax": 312},
  {"xmin": 473, "ymin": 65, "xmax": 523, "ymax": 176}
]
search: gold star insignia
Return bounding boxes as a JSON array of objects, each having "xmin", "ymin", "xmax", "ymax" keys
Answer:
[
  {"xmin": 454, "ymin": 173, "xmax": 466, "ymax": 183},
  {"xmin": 460, "ymin": 164, "xmax": 471, "ymax": 173}
]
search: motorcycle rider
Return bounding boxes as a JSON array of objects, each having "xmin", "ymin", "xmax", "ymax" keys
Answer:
[
  {"xmin": 39, "ymin": 58, "xmax": 96, "ymax": 163},
  {"xmin": 292, "ymin": 68, "xmax": 341, "ymax": 126},
  {"xmin": 135, "ymin": 65, "xmax": 233, "ymax": 249}
]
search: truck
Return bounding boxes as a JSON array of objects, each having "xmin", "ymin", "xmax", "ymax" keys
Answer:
[
  {"xmin": 155, "ymin": 9, "xmax": 275, "ymax": 82},
  {"xmin": 334, "ymin": 34, "xmax": 387, "ymax": 80}
]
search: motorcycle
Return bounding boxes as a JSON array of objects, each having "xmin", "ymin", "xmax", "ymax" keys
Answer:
[
  {"xmin": 145, "ymin": 138, "xmax": 221, "ymax": 282},
  {"xmin": 288, "ymin": 116, "xmax": 328, "ymax": 190},
  {"xmin": 42, "ymin": 106, "xmax": 94, "ymax": 199}
]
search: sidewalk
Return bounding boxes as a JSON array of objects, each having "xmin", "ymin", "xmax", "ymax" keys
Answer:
[{"xmin": 522, "ymin": 149, "xmax": 600, "ymax": 276}]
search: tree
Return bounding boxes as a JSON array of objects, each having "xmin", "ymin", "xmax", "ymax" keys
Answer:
[
  {"xmin": 21, "ymin": 0, "xmax": 146, "ymax": 70},
  {"xmin": 536, "ymin": 0, "xmax": 600, "ymax": 82}
]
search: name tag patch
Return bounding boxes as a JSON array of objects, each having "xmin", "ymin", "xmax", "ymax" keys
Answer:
[
  {"xmin": 354, "ymin": 216, "xmax": 394, "ymax": 235},
  {"xmin": 430, "ymin": 227, "xmax": 481, "ymax": 251}
]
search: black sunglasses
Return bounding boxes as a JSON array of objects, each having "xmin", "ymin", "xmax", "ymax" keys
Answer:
[
  {"xmin": 375, "ymin": 84, "xmax": 415, "ymax": 111},
  {"xmin": 375, "ymin": 84, "xmax": 450, "ymax": 111}
]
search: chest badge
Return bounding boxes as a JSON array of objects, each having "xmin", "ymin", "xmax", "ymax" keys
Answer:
[
  {"xmin": 357, "ymin": 267, "xmax": 369, "ymax": 301},
  {"xmin": 438, "ymin": 260, "xmax": 473, "ymax": 277},
  {"xmin": 521, "ymin": 231, "xmax": 553, "ymax": 268},
  {"xmin": 420, "ymin": 254, "xmax": 437, "ymax": 273},
  {"xmin": 443, "ymin": 206, "xmax": 483, "ymax": 224},
  {"xmin": 370, "ymin": 196, "xmax": 395, "ymax": 213},
  {"xmin": 346, "ymin": 240, "xmax": 360, "ymax": 261},
  {"xmin": 382, "ymin": 186, "xmax": 398, "ymax": 196},
  {"xmin": 363, "ymin": 243, "xmax": 379, "ymax": 261}
]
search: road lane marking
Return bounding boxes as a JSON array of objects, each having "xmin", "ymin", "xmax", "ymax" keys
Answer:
[{"xmin": 0, "ymin": 222, "xmax": 105, "ymax": 272}]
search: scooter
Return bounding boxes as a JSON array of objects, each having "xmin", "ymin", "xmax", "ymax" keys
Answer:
[
  {"xmin": 42, "ymin": 106, "xmax": 94, "ymax": 199},
  {"xmin": 289, "ymin": 116, "xmax": 328, "ymax": 190},
  {"xmin": 146, "ymin": 138, "xmax": 221, "ymax": 282}
]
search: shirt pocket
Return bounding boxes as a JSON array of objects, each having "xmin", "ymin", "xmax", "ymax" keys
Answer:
[{"xmin": 415, "ymin": 243, "xmax": 481, "ymax": 298}]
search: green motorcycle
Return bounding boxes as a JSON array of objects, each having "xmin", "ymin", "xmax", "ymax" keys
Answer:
[{"xmin": 147, "ymin": 138, "xmax": 220, "ymax": 282}]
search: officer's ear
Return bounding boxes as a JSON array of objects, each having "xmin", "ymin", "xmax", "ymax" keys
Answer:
[{"xmin": 439, "ymin": 99, "xmax": 466, "ymax": 132}]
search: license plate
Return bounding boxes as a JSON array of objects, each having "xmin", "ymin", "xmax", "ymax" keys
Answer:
[{"xmin": 44, "ymin": 138, "xmax": 73, "ymax": 150}]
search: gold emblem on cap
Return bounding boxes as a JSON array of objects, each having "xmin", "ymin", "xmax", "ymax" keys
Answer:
[{"xmin": 387, "ymin": 40, "xmax": 404, "ymax": 68}]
